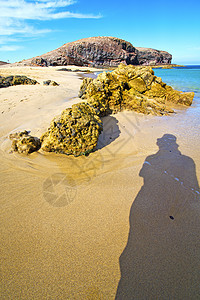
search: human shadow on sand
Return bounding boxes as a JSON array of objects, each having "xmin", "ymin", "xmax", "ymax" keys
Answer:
[{"xmin": 116, "ymin": 134, "xmax": 200, "ymax": 299}]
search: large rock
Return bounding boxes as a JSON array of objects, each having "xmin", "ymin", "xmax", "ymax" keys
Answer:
[
  {"xmin": 79, "ymin": 64, "xmax": 194, "ymax": 116},
  {"xmin": 30, "ymin": 37, "xmax": 138, "ymax": 67},
  {"xmin": 0, "ymin": 75, "xmax": 38, "ymax": 88},
  {"xmin": 41, "ymin": 102, "xmax": 103, "ymax": 156},
  {"xmin": 16, "ymin": 37, "xmax": 172, "ymax": 67}
]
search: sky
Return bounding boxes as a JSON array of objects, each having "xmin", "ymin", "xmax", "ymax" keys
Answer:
[{"xmin": 0, "ymin": 0, "xmax": 200, "ymax": 64}]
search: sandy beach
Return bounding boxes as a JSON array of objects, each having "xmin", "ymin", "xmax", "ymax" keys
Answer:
[{"xmin": 1, "ymin": 66, "xmax": 200, "ymax": 299}]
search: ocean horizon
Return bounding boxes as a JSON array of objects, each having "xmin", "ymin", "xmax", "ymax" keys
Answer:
[{"xmin": 153, "ymin": 64, "xmax": 200, "ymax": 97}]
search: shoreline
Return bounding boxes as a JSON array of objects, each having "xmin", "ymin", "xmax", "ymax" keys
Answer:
[{"xmin": 0, "ymin": 65, "xmax": 200, "ymax": 299}]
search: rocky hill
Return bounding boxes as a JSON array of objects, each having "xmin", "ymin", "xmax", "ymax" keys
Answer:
[
  {"xmin": 18, "ymin": 37, "xmax": 172, "ymax": 67},
  {"xmin": 135, "ymin": 47, "xmax": 172, "ymax": 65},
  {"xmin": 0, "ymin": 61, "xmax": 9, "ymax": 66}
]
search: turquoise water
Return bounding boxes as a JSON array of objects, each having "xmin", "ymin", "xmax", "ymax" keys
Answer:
[
  {"xmin": 94, "ymin": 65, "xmax": 200, "ymax": 110},
  {"xmin": 153, "ymin": 65, "xmax": 200, "ymax": 100},
  {"xmin": 95, "ymin": 65, "xmax": 200, "ymax": 97},
  {"xmin": 153, "ymin": 66, "xmax": 200, "ymax": 120},
  {"xmin": 153, "ymin": 66, "xmax": 200, "ymax": 147}
]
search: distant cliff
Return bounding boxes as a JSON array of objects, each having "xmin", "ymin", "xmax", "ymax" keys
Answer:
[
  {"xmin": 18, "ymin": 37, "xmax": 172, "ymax": 67},
  {"xmin": 0, "ymin": 61, "xmax": 9, "ymax": 66},
  {"xmin": 135, "ymin": 47, "xmax": 172, "ymax": 65}
]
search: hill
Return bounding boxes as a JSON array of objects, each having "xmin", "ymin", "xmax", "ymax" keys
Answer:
[
  {"xmin": 17, "ymin": 37, "xmax": 172, "ymax": 67},
  {"xmin": 0, "ymin": 61, "xmax": 9, "ymax": 66}
]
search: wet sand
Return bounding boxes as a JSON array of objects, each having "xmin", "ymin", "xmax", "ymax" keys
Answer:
[{"xmin": 0, "ymin": 66, "xmax": 200, "ymax": 299}]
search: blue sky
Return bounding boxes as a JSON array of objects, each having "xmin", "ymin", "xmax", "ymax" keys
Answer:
[{"xmin": 0, "ymin": 0, "xmax": 200, "ymax": 64}]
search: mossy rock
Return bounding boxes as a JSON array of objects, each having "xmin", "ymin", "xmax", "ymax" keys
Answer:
[
  {"xmin": 165, "ymin": 87, "xmax": 194, "ymax": 106},
  {"xmin": 79, "ymin": 63, "xmax": 195, "ymax": 116},
  {"xmin": 41, "ymin": 102, "xmax": 103, "ymax": 156},
  {"xmin": 43, "ymin": 80, "xmax": 59, "ymax": 86},
  {"xmin": 9, "ymin": 131, "xmax": 41, "ymax": 154},
  {"xmin": 78, "ymin": 78, "xmax": 93, "ymax": 98},
  {"xmin": 0, "ymin": 75, "xmax": 38, "ymax": 88},
  {"xmin": 128, "ymin": 77, "xmax": 147, "ymax": 93},
  {"xmin": 145, "ymin": 81, "xmax": 167, "ymax": 100}
]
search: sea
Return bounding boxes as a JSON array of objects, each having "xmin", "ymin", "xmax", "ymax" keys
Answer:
[
  {"xmin": 94, "ymin": 64, "xmax": 200, "ymax": 122},
  {"xmin": 94, "ymin": 65, "xmax": 200, "ymax": 100},
  {"xmin": 153, "ymin": 65, "xmax": 200, "ymax": 103},
  {"xmin": 97, "ymin": 65, "xmax": 200, "ymax": 110},
  {"xmin": 153, "ymin": 65, "xmax": 200, "ymax": 137}
]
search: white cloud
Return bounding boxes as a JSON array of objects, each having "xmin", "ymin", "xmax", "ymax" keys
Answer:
[
  {"xmin": 0, "ymin": 18, "xmax": 51, "ymax": 36},
  {"xmin": 0, "ymin": 1, "xmax": 101, "ymax": 21},
  {"xmin": 0, "ymin": 45, "xmax": 22, "ymax": 51},
  {"xmin": 0, "ymin": 0, "xmax": 101, "ymax": 50},
  {"xmin": 0, "ymin": 37, "xmax": 17, "ymax": 44}
]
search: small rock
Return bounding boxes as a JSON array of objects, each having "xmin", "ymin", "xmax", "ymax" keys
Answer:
[
  {"xmin": 43, "ymin": 80, "xmax": 59, "ymax": 86},
  {"xmin": 50, "ymin": 81, "xmax": 59, "ymax": 86},
  {"xmin": 31, "ymin": 57, "xmax": 48, "ymax": 67},
  {"xmin": 9, "ymin": 130, "xmax": 41, "ymax": 154},
  {"xmin": 43, "ymin": 80, "xmax": 51, "ymax": 86}
]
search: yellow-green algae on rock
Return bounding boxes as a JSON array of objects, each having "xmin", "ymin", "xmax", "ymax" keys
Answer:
[
  {"xmin": 41, "ymin": 102, "xmax": 102, "ymax": 156},
  {"xmin": 9, "ymin": 64, "xmax": 195, "ymax": 157},
  {"xmin": 79, "ymin": 64, "xmax": 194, "ymax": 116},
  {"xmin": 9, "ymin": 131, "xmax": 41, "ymax": 154},
  {"xmin": 0, "ymin": 75, "xmax": 38, "ymax": 88}
]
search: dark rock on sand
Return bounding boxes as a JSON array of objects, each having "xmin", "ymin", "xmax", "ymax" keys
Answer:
[
  {"xmin": 31, "ymin": 57, "xmax": 48, "ymax": 67},
  {"xmin": 16, "ymin": 37, "xmax": 172, "ymax": 67},
  {"xmin": 43, "ymin": 80, "xmax": 59, "ymax": 86},
  {"xmin": 0, "ymin": 75, "xmax": 38, "ymax": 88},
  {"xmin": 56, "ymin": 68, "xmax": 93, "ymax": 72},
  {"xmin": 41, "ymin": 102, "xmax": 102, "ymax": 156},
  {"xmin": 9, "ymin": 131, "xmax": 41, "ymax": 154},
  {"xmin": 79, "ymin": 64, "xmax": 194, "ymax": 116}
]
